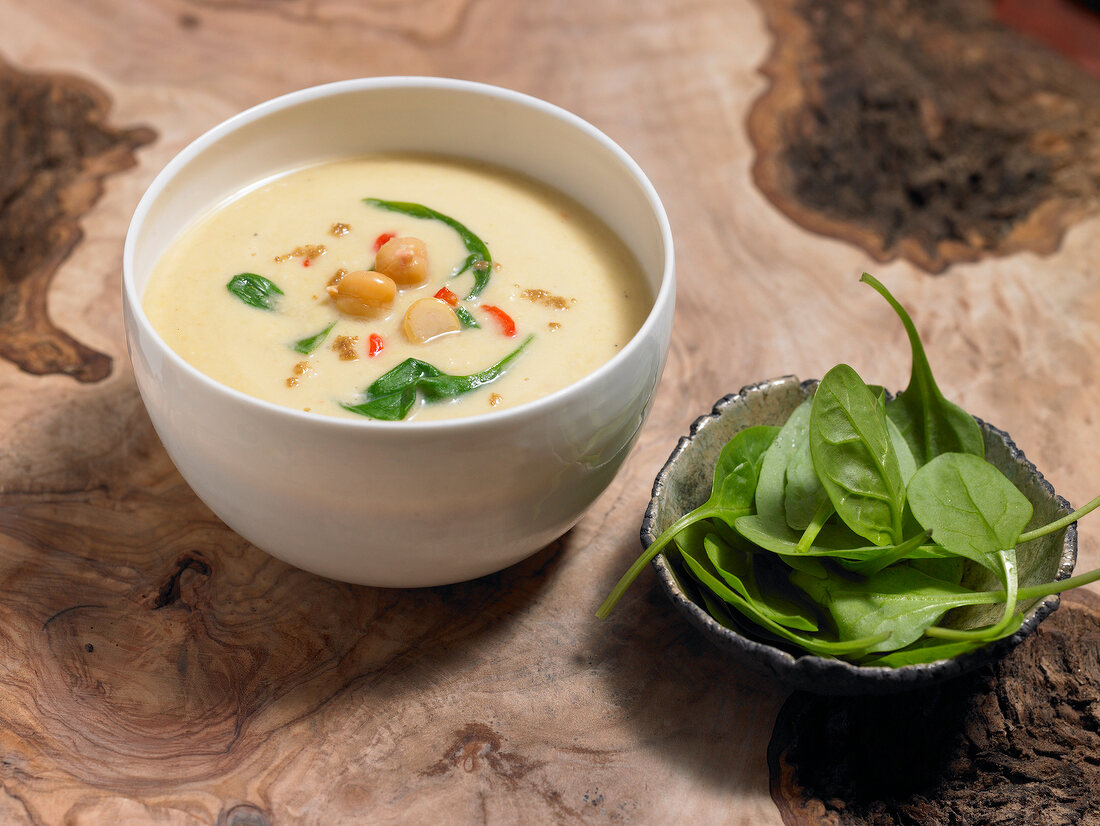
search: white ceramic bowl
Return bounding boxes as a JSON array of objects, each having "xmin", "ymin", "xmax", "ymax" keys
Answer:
[{"xmin": 123, "ymin": 77, "xmax": 675, "ymax": 587}]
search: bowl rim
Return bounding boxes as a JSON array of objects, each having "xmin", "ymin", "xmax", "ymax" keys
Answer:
[
  {"xmin": 643, "ymin": 375, "xmax": 1079, "ymax": 694},
  {"xmin": 122, "ymin": 76, "xmax": 675, "ymax": 433}
]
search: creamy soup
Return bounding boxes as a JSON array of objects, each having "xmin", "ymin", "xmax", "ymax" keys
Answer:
[{"xmin": 143, "ymin": 155, "xmax": 651, "ymax": 421}]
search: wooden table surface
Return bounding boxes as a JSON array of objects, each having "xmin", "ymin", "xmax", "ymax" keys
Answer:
[{"xmin": 2, "ymin": 1, "xmax": 1099, "ymax": 823}]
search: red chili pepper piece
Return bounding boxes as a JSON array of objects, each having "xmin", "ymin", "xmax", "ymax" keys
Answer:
[
  {"xmin": 434, "ymin": 286, "xmax": 459, "ymax": 307},
  {"xmin": 303, "ymin": 258, "xmax": 311, "ymax": 267},
  {"xmin": 368, "ymin": 333, "xmax": 384, "ymax": 357},
  {"xmin": 373, "ymin": 232, "xmax": 396, "ymax": 252},
  {"xmin": 482, "ymin": 305, "xmax": 516, "ymax": 337}
]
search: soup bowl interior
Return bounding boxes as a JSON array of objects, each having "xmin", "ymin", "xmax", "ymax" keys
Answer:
[{"xmin": 123, "ymin": 77, "xmax": 674, "ymax": 587}]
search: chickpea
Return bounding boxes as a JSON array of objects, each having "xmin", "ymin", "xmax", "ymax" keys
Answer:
[
  {"xmin": 403, "ymin": 297, "xmax": 461, "ymax": 344},
  {"xmin": 326, "ymin": 270, "xmax": 396, "ymax": 317},
  {"xmin": 375, "ymin": 236, "xmax": 429, "ymax": 285}
]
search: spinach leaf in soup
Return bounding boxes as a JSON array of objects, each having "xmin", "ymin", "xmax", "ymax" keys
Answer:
[
  {"xmin": 809, "ymin": 364, "xmax": 907, "ymax": 547},
  {"xmin": 860, "ymin": 273, "xmax": 984, "ymax": 466},
  {"xmin": 227, "ymin": 272, "xmax": 283, "ymax": 311},
  {"xmin": 292, "ymin": 321, "xmax": 336, "ymax": 355},
  {"xmin": 342, "ymin": 334, "xmax": 533, "ymax": 421},
  {"xmin": 364, "ymin": 199, "xmax": 494, "ymax": 299}
]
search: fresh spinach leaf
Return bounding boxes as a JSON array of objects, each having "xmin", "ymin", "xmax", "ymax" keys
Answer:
[
  {"xmin": 886, "ymin": 413, "xmax": 917, "ymax": 486},
  {"xmin": 906, "ymin": 455, "xmax": 1030, "ymax": 641},
  {"xmin": 292, "ymin": 321, "xmax": 336, "ymax": 355},
  {"xmin": 696, "ymin": 586, "xmax": 741, "ymax": 631},
  {"xmin": 810, "ymin": 364, "xmax": 906, "ymax": 546},
  {"xmin": 595, "ymin": 425, "xmax": 780, "ymax": 619},
  {"xmin": 909, "ymin": 555, "xmax": 966, "ymax": 585},
  {"xmin": 227, "ymin": 272, "xmax": 283, "ymax": 310},
  {"xmin": 906, "ymin": 452, "xmax": 1033, "ymax": 573},
  {"xmin": 784, "ymin": 435, "xmax": 830, "ymax": 531},
  {"xmin": 702, "ymin": 425, "xmax": 780, "ymax": 516},
  {"xmin": 756, "ymin": 396, "xmax": 814, "ymax": 526},
  {"xmin": 832, "ymin": 531, "xmax": 939, "ymax": 576},
  {"xmin": 342, "ymin": 334, "xmax": 533, "ymax": 421},
  {"xmin": 861, "ymin": 636, "xmax": 997, "ymax": 667},
  {"xmin": 703, "ymin": 532, "xmax": 819, "ymax": 631},
  {"xmin": 789, "ymin": 565, "xmax": 1004, "ymax": 653},
  {"xmin": 866, "ymin": 598, "xmax": 1025, "ymax": 666},
  {"xmin": 364, "ymin": 198, "xmax": 493, "ymax": 299},
  {"xmin": 735, "ymin": 514, "xmax": 933, "ymax": 564},
  {"xmin": 680, "ymin": 549, "xmax": 890, "ymax": 657},
  {"xmin": 860, "ymin": 273, "xmax": 984, "ymax": 465}
]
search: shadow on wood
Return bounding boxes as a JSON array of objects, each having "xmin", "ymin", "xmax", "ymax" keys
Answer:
[
  {"xmin": 768, "ymin": 590, "xmax": 1100, "ymax": 825},
  {"xmin": 0, "ymin": 387, "xmax": 565, "ymax": 792}
]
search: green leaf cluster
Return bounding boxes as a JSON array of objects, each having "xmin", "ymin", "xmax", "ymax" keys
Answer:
[{"xmin": 597, "ymin": 274, "xmax": 1100, "ymax": 666}]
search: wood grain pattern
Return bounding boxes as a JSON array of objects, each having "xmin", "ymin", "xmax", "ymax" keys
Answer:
[
  {"xmin": 750, "ymin": 0, "xmax": 1100, "ymax": 273},
  {"xmin": 0, "ymin": 0, "xmax": 1098, "ymax": 823},
  {"xmin": 0, "ymin": 54, "xmax": 154, "ymax": 381}
]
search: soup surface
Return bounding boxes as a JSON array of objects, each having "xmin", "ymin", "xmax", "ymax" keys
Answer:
[{"xmin": 143, "ymin": 155, "xmax": 651, "ymax": 421}]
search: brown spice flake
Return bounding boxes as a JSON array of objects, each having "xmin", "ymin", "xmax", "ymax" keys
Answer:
[
  {"xmin": 275, "ymin": 244, "xmax": 326, "ymax": 263},
  {"xmin": 286, "ymin": 360, "xmax": 313, "ymax": 387},
  {"xmin": 330, "ymin": 222, "xmax": 351, "ymax": 237},
  {"xmin": 489, "ymin": 393, "xmax": 503, "ymax": 407},
  {"xmin": 522, "ymin": 289, "xmax": 573, "ymax": 310},
  {"xmin": 332, "ymin": 335, "xmax": 359, "ymax": 361},
  {"xmin": 327, "ymin": 268, "xmax": 348, "ymax": 287},
  {"xmin": 547, "ymin": 322, "xmax": 562, "ymax": 332}
]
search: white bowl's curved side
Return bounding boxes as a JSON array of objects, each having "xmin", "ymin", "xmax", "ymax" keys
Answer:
[{"xmin": 123, "ymin": 78, "xmax": 674, "ymax": 587}]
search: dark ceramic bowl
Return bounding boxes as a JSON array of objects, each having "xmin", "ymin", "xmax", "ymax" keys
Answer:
[{"xmin": 644, "ymin": 375, "xmax": 1078, "ymax": 695}]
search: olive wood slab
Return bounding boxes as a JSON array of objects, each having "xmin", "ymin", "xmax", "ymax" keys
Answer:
[{"xmin": 1, "ymin": 1, "xmax": 1098, "ymax": 824}]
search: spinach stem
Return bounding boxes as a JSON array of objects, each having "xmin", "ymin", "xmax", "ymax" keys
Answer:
[
  {"xmin": 595, "ymin": 507, "xmax": 750, "ymax": 620},
  {"xmin": 926, "ymin": 549, "xmax": 1018, "ymax": 641},
  {"xmin": 860, "ymin": 272, "xmax": 937, "ymax": 460},
  {"xmin": 1018, "ymin": 494, "xmax": 1100, "ymax": 544},
  {"xmin": 1015, "ymin": 566, "xmax": 1100, "ymax": 601},
  {"xmin": 954, "ymin": 564, "xmax": 1100, "ymax": 605},
  {"xmin": 795, "ymin": 499, "xmax": 834, "ymax": 553}
]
